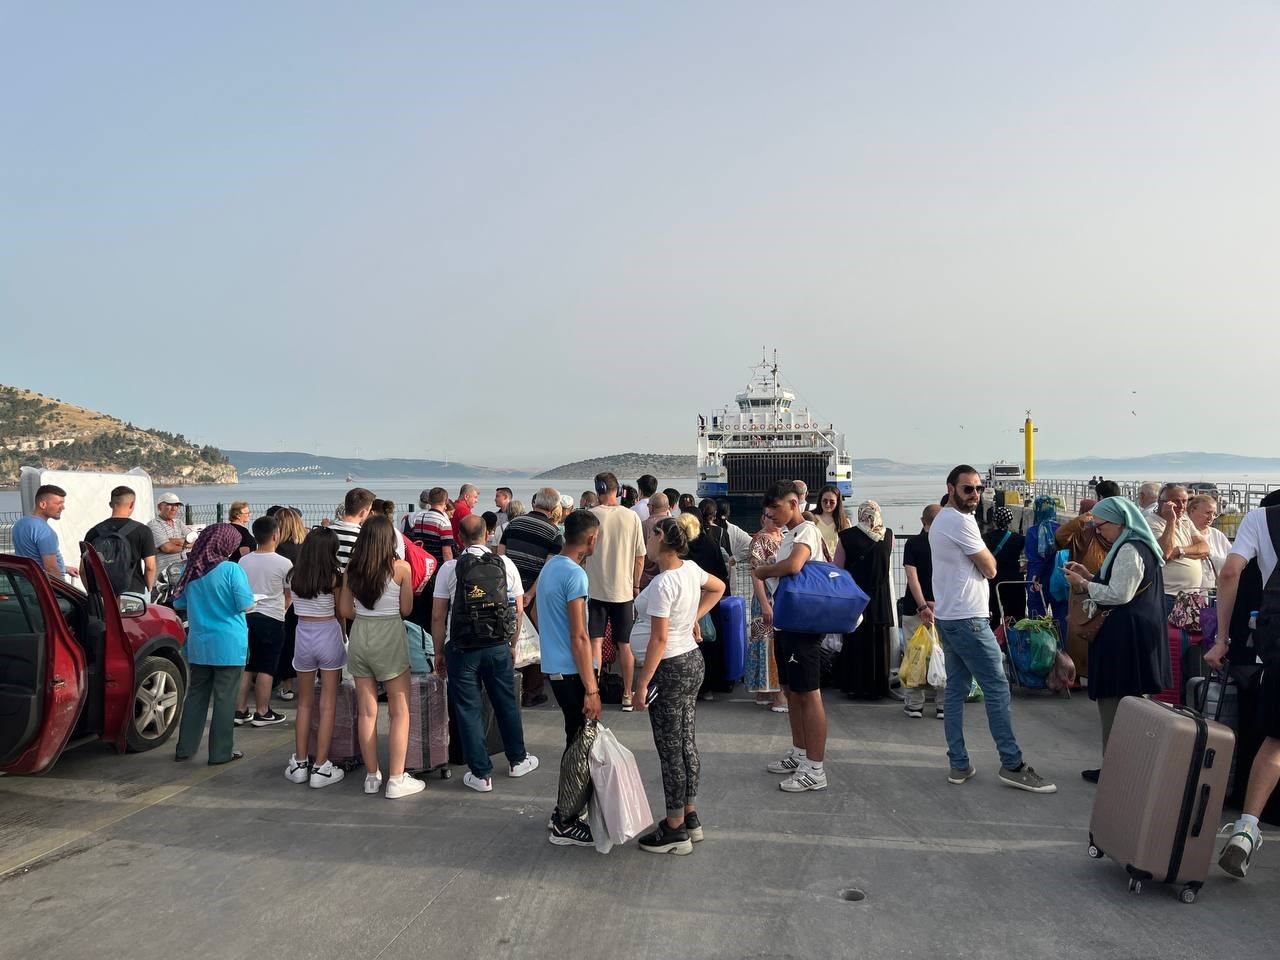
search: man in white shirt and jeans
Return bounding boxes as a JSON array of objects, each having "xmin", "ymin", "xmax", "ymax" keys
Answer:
[
  {"xmin": 752, "ymin": 480, "xmax": 830, "ymax": 792},
  {"xmin": 930, "ymin": 465, "xmax": 1056, "ymax": 794}
]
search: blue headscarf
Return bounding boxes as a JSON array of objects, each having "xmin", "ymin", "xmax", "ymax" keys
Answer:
[
  {"xmin": 1033, "ymin": 496, "xmax": 1059, "ymax": 559},
  {"xmin": 1091, "ymin": 496, "xmax": 1165, "ymax": 578}
]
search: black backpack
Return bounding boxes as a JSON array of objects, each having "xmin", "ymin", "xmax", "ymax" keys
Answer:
[
  {"xmin": 451, "ymin": 552, "xmax": 511, "ymax": 649},
  {"xmin": 1254, "ymin": 508, "xmax": 1280, "ymax": 664},
  {"xmin": 93, "ymin": 522, "xmax": 138, "ymax": 595}
]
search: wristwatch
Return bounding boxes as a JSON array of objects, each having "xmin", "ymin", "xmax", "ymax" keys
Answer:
[{"xmin": 1176, "ymin": 546, "xmax": 1185, "ymax": 560}]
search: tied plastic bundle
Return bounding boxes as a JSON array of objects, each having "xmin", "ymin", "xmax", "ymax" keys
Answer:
[
  {"xmin": 513, "ymin": 613, "xmax": 540, "ymax": 669},
  {"xmin": 900, "ymin": 625, "xmax": 935, "ymax": 688},
  {"xmin": 556, "ymin": 720, "xmax": 599, "ymax": 824},
  {"xmin": 588, "ymin": 725, "xmax": 653, "ymax": 846}
]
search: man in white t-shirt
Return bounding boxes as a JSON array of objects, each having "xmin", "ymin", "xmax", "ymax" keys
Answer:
[
  {"xmin": 632, "ymin": 474, "xmax": 658, "ymax": 523},
  {"xmin": 929, "ymin": 465, "xmax": 1056, "ymax": 794},
  {"xmin": 584, "ymin": 472, "xmax": 646, "ymax": 710},
  {"xmin": 1206, "ymin": 497, "xmax": 1280, "ymax": 879},
  {"xmin": 432, "ymin": 514, "xmax": 535, "ymax": 793},
  {"xmin": 752, "ymin": 480, "xmax": 829, "ymax": 793}
]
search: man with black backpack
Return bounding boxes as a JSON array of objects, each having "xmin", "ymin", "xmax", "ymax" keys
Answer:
[
  {"xmin": 1207, "ymin": 495, "xmax": 1280, "ymax": 879},
  {"xmin": 86, "ymin": 486, "xmax": 157, "ymax": 599},
  {"xmin": 432, "ymin": 514, "xmax": 538, "ymax": 793}
]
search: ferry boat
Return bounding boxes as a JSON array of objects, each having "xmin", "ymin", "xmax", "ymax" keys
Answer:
[{"xmin": 696, "ymin": 353, "xmax": 853, "ymax": 519}]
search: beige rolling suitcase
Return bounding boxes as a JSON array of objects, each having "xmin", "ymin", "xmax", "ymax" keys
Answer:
[{"xmin": 1087, "ymin": 696, "xmax": 1234, "ymax": 903}]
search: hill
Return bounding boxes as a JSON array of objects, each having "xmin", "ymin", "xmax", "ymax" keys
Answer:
[
  {"xmin": 222, "ymin": 450, "xmax": 525, "ymax": 480},
  {"xmin": 532, "ymin": 453, "xmax": 697, "ymax": 480},
  {"xmin": 0, "ymin": 385, "xmax": 237, "ymax": 487}
]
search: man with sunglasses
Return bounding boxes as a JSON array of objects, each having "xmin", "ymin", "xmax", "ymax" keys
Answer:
[{"xmin": 929, "ymin": 465, "xmax": 1057, "ymax": 794}]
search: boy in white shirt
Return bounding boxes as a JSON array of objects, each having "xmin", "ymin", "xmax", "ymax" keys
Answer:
[
  {"xmin": 752, "ymin": 481, "xmax": 829, "ymax": 792},
  {"xmin": 235, "ymin": 515, "xmax": 293, "ymax": 727}
]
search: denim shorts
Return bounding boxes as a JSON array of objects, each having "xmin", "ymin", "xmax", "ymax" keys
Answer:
[{"xmin": 292, "ymin": 619, "xmax": 348, "ymax": 673}]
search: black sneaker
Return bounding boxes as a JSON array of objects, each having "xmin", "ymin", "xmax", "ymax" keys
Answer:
[
  {"xmin": 548, "ymin": 817, "xmax": 593, "ymax": 847},
  {"xmin": 684, "ymin": 811, "xmax": 704, "ymax": 842},
  {"xmin": 233, "ymin": 710, "xmax": 252, "ymax": 726},
  {"xmin": 251, "ymin": 709, "xmax": 287, "ymax": 727},
  {"xmin": 639, "ymin": 821, "xmax": 693, "ymax": 855}
]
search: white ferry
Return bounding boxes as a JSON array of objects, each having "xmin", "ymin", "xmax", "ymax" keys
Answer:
[{"xmin": 696, "ymin": 353, "xmax": 853, "ymax": 515}]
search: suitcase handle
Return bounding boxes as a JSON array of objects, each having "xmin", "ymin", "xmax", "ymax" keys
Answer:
[{"xmin": 1191, "ymin": 783, "xmax": 1211, "ymax": 838}]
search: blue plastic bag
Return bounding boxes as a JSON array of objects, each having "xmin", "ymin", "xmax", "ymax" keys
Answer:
[{"xmin": 773, "ymin": 562, "xmax": 869, "ymax": 635}]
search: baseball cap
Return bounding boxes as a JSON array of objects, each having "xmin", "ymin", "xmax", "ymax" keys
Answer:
[
  {"xmin": 158, "ymin": 492, "xmax": 183, "ymax": 505},
  {"xmin": 559, "ymin": 494, "xmax": 576, "ymax": 510}
]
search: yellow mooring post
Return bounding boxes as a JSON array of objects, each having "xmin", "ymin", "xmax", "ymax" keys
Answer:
[{"xmin": 1020, "ymin": 411, "xmax": 1038, "ymax": 485}]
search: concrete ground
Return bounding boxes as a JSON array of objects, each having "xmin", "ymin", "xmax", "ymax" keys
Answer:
[{"xmin": 2, "ymin": 686, "xmax": 1277, "ymax": 960}]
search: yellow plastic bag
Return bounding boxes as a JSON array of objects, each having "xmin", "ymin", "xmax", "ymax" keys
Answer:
[{"xmin": 900, "ymin": 624, "xmax": 936, "ymax": 688}]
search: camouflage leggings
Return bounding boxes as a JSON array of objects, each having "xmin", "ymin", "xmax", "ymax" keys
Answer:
[{"xmin": 648, "ymin": 648, "xmax": 706, "ymax": 815}]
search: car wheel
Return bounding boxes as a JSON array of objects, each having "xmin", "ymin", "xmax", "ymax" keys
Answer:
[{"xmin": 128, "ymin": 656, "xmax": 185, "ymax": 752}]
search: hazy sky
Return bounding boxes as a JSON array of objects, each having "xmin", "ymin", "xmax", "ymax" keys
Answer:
[{"xmin": 4, "ymin": 2, "xmax": 1277, "ymax": 469}]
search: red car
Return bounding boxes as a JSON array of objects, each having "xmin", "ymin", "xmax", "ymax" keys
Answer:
[{"xmin": 0, "ymin": 543, "xmax": 188, "ymax": 775}]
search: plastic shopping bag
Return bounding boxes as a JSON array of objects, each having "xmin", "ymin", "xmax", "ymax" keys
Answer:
[
  {"xmin": 587, "ymin": 795, "xmax": 615, "ymax": 855},
  {"xmin": 926, "ymin": 639, "xmax": 947, "ymax": 689},
  {"xmin": 588, "ymin": 724, "xmax": 654, "ymax": 845},
  {"xmin": 513, "ymin": 613, "xmax": 541, "ymax": 669},
  {"xmin": 557, "ymin": 721, "xmax": 598, "ymax": 824},
  {"xmin": 1012, "ymin": 616, "xmax": 1059, "ymax": 675},
  {"xmin": 900, "ymin": 625, "xmax": 935, "ymax": 688}
]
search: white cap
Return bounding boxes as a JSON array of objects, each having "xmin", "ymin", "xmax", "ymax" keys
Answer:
[
  {"xmin": 158, "ymin": 492, "xmax": 183, "ymax": 505},
  {"xmin": 559, "ymin": 494, "xmax": 575, "ymax": 510}
]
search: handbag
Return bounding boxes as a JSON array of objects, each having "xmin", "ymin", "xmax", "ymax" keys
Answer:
[
  {"xmin": 1169, "ymin": 591, "xmax": 1209, "ymax": 632},
  {"xmin": 1069, "ymin": 580, "xmax": 1150, "ymax": 644},
  {"xmin": 773, "ymin": 561, "xmax": 869, "ymax": 635}
]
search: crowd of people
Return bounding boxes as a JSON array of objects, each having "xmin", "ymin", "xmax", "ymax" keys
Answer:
[{"xmin": 10, "ymin": 467, "xmax": 1280, "ymax": 876}]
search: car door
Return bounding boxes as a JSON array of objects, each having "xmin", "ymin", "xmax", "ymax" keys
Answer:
[
  {"xmin": 79, "ymin": 543, "xmax": 137, "ymax": 752},
  {"xmin": 0, "ymin": 556, "xmax": 87, "ymax": 774}
]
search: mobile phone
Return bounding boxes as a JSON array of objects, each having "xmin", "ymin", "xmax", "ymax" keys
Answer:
[{"xmin": 645, "ymin": 685, "xmax": 660, "ymax": 706}]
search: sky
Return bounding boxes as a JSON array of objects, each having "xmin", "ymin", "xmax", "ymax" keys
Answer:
[{"xmin": 3, "ymin": 2, "xmax": 1278, "ymax": 470}]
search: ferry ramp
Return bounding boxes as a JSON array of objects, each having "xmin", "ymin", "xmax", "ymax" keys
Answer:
[{"xmin": 1, "ymin": 688, "xmax": 1277, "ymax": 960}]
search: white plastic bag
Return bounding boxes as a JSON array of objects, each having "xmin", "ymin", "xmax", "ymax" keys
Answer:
[
  {"xmin": 927, "ymin": 639, "xmax": 947, "ymax": 688},
  {"xmin": 513, "ymin": 613, "xmax": 540, "ymax": 669},
  {"xmin": 588, "ymin": 724, "xmax": 653, "ymax": 845},
  {"xmin": 587, "ymin": 794, "xmax": 615, "ymax": 855},
  {"xmin": 820, "ymin": 633, "xmax": 844, "ymax": 654}
]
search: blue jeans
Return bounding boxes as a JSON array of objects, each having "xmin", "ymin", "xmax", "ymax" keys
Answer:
[
  {"xmin": 445, "ymin": 642, "xmax": 526, "ymax": 779},
  {"xmin": 935, "ymin": 618, "xmax": 1023, "ymax": 772}
]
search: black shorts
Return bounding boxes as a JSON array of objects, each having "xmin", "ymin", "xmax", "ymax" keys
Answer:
[
  {"xmin": 588, "ymin": 599, "xmax": 634, "ymax": 645},
  {"xmin": 1260, "ymin": 664, "xmax": 1280, "ymax": 739},
  {"xmin": 245, "ymin": 612, "xmax": 286, "ymax": 676},
  {"xmin": 774, "ymin": 629, "xmax": 824, "ymax": 693}
]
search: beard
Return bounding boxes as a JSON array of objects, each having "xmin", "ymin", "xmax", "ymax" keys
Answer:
[{"xmin": 950, "ymin": 491, "xmax": 976, "ymax": 514}]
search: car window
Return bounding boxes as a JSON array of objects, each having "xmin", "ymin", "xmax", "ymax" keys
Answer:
[{"xmin": 0, "ymin": 570, "xmax": 46, "ymax": 636}]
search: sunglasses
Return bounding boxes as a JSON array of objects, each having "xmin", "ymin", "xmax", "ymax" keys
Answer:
[{"xmin": 959, "ymin": 484, "xmax": 985, "ymax": 494}]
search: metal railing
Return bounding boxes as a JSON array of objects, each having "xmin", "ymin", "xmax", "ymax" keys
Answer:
[{"xmin": 180, "ymin": 502, "xmax": 421, "ymax": 528}]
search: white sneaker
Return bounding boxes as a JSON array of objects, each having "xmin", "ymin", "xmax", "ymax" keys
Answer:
[
  {"xmin": 385, "ymin": 773, "xmax": 426, "ymax": 799},
  {"xmin": 309, "ymin": 760, "xmax": 345, "ymax": 789},
  {"xmin": 509, "ymin": 755, "xmax": 540, "ymax": 778},
  {"xmin": 463, "ymin": 771, "xmax": 493, "ymax": 793},
  {"xmin": 779, "ymin": 766, "xmax": 828, "ymax": 792},
  {"xmin": 766, "ymin": 753, "xmax": 801, "ymax": 774},
  {"xmin": 284, "ymin": 754, "xmax": 310, "ymax": 784},
  {"xmin": 364, "ymin": 771, "xmax": 383, "ymax": 795},
  {"xmin": 1220, "ymin": 822, "xmax": 1263, "ymax": 878}
]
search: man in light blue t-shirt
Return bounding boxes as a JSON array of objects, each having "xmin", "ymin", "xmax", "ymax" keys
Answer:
[
  {"xmin": 538, "ymin": 509, "xmax": 602, "ymax": 847},
  {"xmin": 13, "ymin": 484, "xmax": 77, "ymax": 579}
]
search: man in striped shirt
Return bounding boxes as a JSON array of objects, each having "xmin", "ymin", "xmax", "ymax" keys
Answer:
[
  {"xmin": 497, "ymin": 487, "xmax": 565, "ymax": 707},
  {"xmin": 405, "ymin": 487, "xmax": 455, "ymax": 568},
  {"xmin": 331, "ymin": 487, "xmax": 374, "ymax": 571}
]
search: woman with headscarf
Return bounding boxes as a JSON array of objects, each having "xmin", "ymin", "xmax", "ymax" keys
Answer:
[
  {"xmin": 172, "ymin": 524, "xmax": 257, "ymax": 764},
  {"xmin": 983, "ymin": 506, "xmax": 1026, "ymax": 626},
  {"xmin": 833, "ymin": 501, "xmax": 895, "ymax": 700},
  {"xmin": 1063, "ymin": 497, "xmax": 1170, "ymax": 783},
  {"xmin": 1025, "ymin": 496, "xmax": 1061, "ymax": 618}
]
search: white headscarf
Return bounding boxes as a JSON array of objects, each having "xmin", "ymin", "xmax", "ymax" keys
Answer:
[{"xmin": 857, "ymin": 500, "xmax": 885, "ymax": 542}]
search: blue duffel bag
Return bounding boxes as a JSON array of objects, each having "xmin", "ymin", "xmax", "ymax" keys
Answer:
[{"xmin": 772, "ymin": 562, "xmax": 869, "ymax": 635}]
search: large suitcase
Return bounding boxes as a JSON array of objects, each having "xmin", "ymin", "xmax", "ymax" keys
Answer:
[
  {"xmin": 719, "ymin": 596, "xmax": 748, "ymax": 682},
  {"xmin": 406, "ymin": 673, "xmax": 451, "ymax": 778},
  {"xmin": 1087, "ymin": 696, "xmax": 1235, "ymax": 902},
  {"xmin": 308, "ymin": 678, "xmax": 362, "ymax": 771},
  {"xmin": 447, "ymin": 664, "xmax": 523, "ymax": 765}
]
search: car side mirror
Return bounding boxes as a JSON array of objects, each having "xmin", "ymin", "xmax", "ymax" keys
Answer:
[{"xmin": 118, "ymin": 595, "xmax": 148, "ymax": 618}]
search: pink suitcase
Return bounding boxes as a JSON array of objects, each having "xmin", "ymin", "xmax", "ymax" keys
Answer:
[
  {"xmin": 308, "ymin": 679, "xmax": 362, "ymax": 771},
  {"xmin": 406, "ymin": 673, "xmax": 451, "ymax": 778},
  {"xmin": 1087, "ymin": 696, "xmax": 1234, "ymax": 903}
]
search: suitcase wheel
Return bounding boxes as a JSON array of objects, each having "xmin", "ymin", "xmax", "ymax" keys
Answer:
[
  {"xmin": 439, "ymin": 768, "xmax": 452, "ymax": 780},
  {"xmin": 1087, "ymin": 844, "xmax": 1103, "ymax": 860},
  {"xmin": 1127, "ymin": 878, "xmax": 1142, "ymax": 894},
  {"xmin": 1179, "ymin": 886, "xmax": 1198, "ymax": 904}
]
